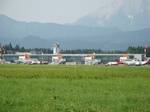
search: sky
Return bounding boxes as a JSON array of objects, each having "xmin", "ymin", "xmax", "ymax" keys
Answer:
[{"xmin": 0, "ymin": 0, "xmax": 116, "ymax": 24}]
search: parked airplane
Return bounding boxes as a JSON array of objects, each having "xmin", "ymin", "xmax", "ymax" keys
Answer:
[
  {"xmin": 123, "ymin": 58, "xmax": 150, "ymax": 66},
  {"xmin": 15, "ymin": 53, "xmax": 40, "ymax": 64},
  {"xmin": 123, "ymin": 59, "xmax": 141, "ymax": 66},
  {"xmin": 141, "ymin": 58, "xmax": 150, "ymax": 65},
  {"xmin": 15, "ymin": 58, "xmax": 40, "ymax": 64}
]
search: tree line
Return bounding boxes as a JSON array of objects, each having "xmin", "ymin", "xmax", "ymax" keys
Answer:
[
  {"xmin": 1, "ymin": 43, "xmax": 53, "ymax": 54},
  {"xmin": 1, "ymin": 43, "xmax": 150, "ymax": 56},
  {"xmin": 127, "ymin": 46, "xmax": 150, "ymax": 57}
]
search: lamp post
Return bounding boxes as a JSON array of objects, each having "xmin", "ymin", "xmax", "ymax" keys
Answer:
[
  {"xmin": 0, "ymin": 44, "xmax": 2, "ymax": 60},
  {"xmin": 0, "ymin": 45, "xmax": 5, "ymax": 61},
  {"xmin": 0, "ymin": 47, "xmax": 2, "ymax": 60},
  {"xmin": 144, "ymin": 45, "xmax": 148, "ymax": 58}
]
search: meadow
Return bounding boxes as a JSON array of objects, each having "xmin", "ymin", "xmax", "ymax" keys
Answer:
[{"xmin": 0, "ymin": 64, "xmax": 150, "ymax": 112}]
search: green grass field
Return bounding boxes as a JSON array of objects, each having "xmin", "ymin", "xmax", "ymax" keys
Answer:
[{"xmin": 0, "ymin": 65, "xmax": 150, "ymax": 112}]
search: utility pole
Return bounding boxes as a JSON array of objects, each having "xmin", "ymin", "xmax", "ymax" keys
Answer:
[
  {"xmin": 0, "ymin": 44, "xmax": 5, "ymax": 61},
  {"xmin": 144, "ymin": 45, "xmax": 148, "ymax": 58},
  {"xmin": 0, "ymin": 44, "xmax": 2, "ymax": 60}
]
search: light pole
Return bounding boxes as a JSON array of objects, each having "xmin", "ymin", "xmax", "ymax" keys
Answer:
[
  {"xmin": 144, "ymin": 45, "xmax": 148, "ymax": 58},
  {"xmin": 0, "ymin": 47, "xmax": 2, "ymax": 60},
  {"xmin": 0, "ymin": 45, "xmax": 5, "ymax": 61}
]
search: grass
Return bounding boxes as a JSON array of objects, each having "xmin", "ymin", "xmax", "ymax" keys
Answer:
[{"xmin": 0, "ymin": 65, "xmax": 150, "ymax": 112}]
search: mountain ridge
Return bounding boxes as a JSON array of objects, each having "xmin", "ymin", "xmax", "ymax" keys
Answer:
[
  {"xmin": 0, "ymin": 14, "xmax": 150, "ymax": 50},
  {"xmin": 75, "ymin": 0, "xmax": 150, "ymax": 31}
]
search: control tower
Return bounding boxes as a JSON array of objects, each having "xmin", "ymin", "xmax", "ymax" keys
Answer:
[{"xmin": 52, "ymin": 42, "xmax": 60, "ymax": 54}]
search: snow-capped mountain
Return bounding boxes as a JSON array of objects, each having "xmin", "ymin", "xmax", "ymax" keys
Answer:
[{"xmin": 75, "ymin": 0, "xmax": 150, "ymax": 30}]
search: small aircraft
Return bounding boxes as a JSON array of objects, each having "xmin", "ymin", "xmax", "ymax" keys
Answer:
[
  {"xmin": 123, "ymin": 59, "xmax": 141, "ymax": 66},
  {"xmin": 105, "ymin": 61, "xmax": 118, "ymax": 66},
  {"xmin": 123, "ymin": 58, "xmax": 150, "ymax": 66},
  {"xmin": 15, "ymin": 58, "xmax": 40, "ymax": 64},
  {"xmin": 140, "ymin": 58, "xmax": 150, "ymax": 65},
  {"xmin": 15, "ymin": 53, "xmax": 40, "ymax": 64}
]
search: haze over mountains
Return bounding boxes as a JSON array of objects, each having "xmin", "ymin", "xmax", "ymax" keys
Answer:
[
  {"xmin": 0, "ymin": 0, "xmax": 150, "ymax": 50},
  {"xmin": 76, "ymin": 0, "xmax": 150, "ymax": 30}
]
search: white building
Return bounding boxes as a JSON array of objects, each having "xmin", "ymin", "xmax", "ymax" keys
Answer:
[
  {"xmin": 51, "ymin": 56, "xmax": 66, "ymax": 64},
  {"xmin": 84, "ymin": 53, "xmax": 101, "ymax": 65}
]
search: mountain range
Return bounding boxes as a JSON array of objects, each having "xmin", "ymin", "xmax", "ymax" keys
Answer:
[
  {"xmin": 76, "ymin": 0, "xmax": 150, "ymax": 31},
  {"xmin": 0, "ymin": 0, "xmax": 150, "ymax": 51}
]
